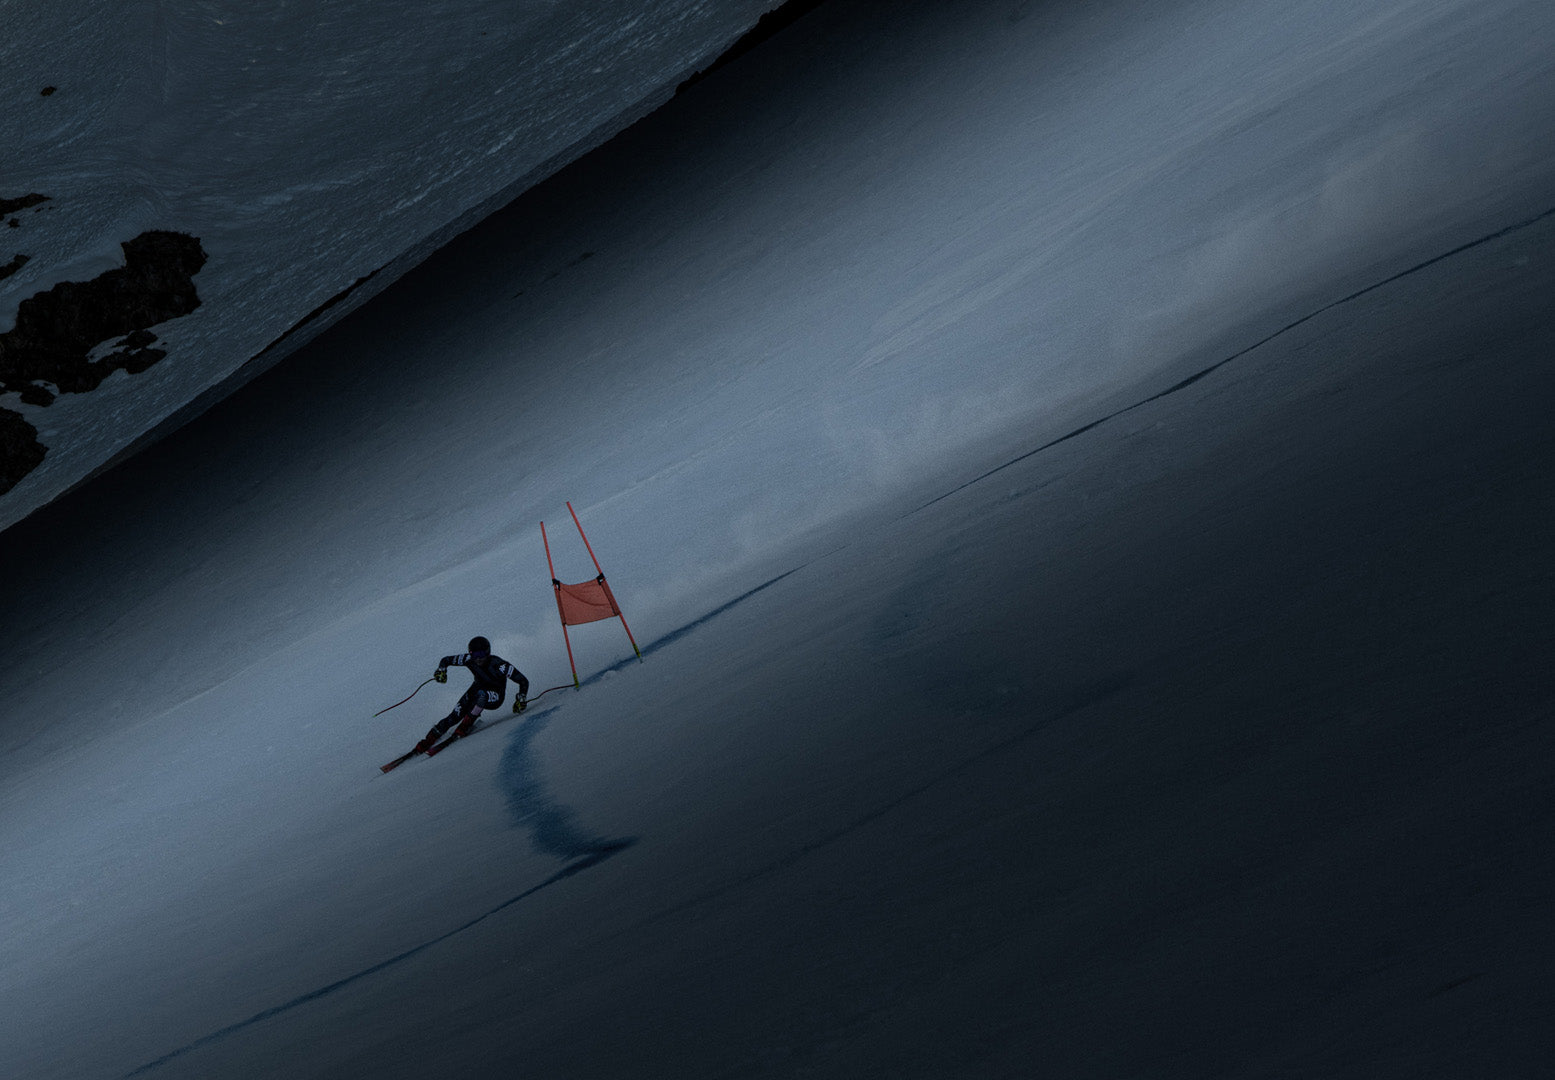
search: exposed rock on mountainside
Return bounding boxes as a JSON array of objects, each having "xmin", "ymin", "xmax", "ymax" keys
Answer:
[
  {"xmin": 0, "ymin": 230, "xmax": 207, "ymax": 493},
  {"xmin": 0, "ymin": 193, "xmax": 51, "ymax": 217},
  {"xmin": 0, "ymin": 409, "xmax": 46, "ymax": 495}
]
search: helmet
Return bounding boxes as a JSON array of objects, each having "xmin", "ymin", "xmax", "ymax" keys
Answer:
[{"xmin": 468, "ymin": 636, "xmax": 491, "ymax": 656}]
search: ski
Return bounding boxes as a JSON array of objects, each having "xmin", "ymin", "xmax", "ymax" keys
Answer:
[
  {"xmin": 380, "ymin": 747, "xmax": 423, "ymax": 773},
  {"xmin": 380, "ymin": 692, "xmax": 556, "ymax": 773},
  {"xmin": 378, "ymin": 720, "xmax": 483, "ymax": 772}
]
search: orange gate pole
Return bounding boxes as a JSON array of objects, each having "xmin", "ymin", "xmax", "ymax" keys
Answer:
[
  {"xmin": 568, "ymin": 502, "xmax": 642, "ymax": 661},
  {"xmin": 541, "ymin": 520, "xmax": 581, "ymax": 688}
]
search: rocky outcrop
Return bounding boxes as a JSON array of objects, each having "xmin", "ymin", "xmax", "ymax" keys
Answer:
[
  {"xmin": 0, "ymin": 231, "xmax": 206, "ymax": 406},
  {"xmin": 0, "ymin": 193, "xmax": 51, "ymax": 217},
  {"xmin": 0, "ymin": 408, "xmax": 46, "ymax": 495},
  {"xmin": 0, "ymin": 229, "xmax": 207, "ymax": 493}
]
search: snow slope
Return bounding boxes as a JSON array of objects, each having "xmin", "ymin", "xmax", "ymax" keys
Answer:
[
  {"xmin": 1, "ymin": 0, "xmax": 1553, "ymax": 1075},
  {"xmin": 1, "ymin": 0, "xmax": 782, "ymax": 528}
]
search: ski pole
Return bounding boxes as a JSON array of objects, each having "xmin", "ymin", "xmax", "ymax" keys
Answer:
[
  {"xmin": 513, "ymin": 684, "xmax": 577, "ymax": 712},
  {"xmin": 373, "ymin": 676, "xmax": 436, "ymax": 718},
  {"xmin": 526, "ymin": 684, "xmax": 576, "ymax": 705}
]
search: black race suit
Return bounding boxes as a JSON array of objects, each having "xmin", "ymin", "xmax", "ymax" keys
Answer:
[
  {"xmin": 422, "ymin": 653, "xmax": 529, "ymax": 746},
  {"xmin": 439, "ymin": 651, "xmax": 529, "ymax": 712}
]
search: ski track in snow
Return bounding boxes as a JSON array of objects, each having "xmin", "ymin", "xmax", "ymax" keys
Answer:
[
  {"xmin": 912, "ymin": 202, "xmax": 1555, "ymax": 515},
  {"xmin": 120, "ymin": 566, "xmax": 806, "ymax": 1077},
  {"xmin": 121, "ymin": 842, "xmax": 632, "ymax": 1079}
]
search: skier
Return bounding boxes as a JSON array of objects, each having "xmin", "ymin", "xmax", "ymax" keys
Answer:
[{"xmin": 416, "ymin": 636, "xmax": 529, "ymax": 753}]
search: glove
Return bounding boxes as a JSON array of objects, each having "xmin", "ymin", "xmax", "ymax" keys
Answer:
[
  {"xmin": 513, "ymin": 695, "xmax": 527, "ymax": 714},
  {"xmin": 434, "ymin": 669, "xmax": 447, "ymax": 684}
]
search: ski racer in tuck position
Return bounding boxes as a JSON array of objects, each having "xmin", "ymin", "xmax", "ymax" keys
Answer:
[{"xmin": 416, "ymin": 636, "xmax": 529, "ymax": 753}]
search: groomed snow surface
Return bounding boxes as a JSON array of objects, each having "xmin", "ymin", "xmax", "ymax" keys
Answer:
[{"xmin": 2, "ymin": 0, "xmax": 1554, "ymax": 1076}]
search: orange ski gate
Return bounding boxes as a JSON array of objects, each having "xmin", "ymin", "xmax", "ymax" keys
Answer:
[{"xmin": 542, "ymin": 502, "xmax": 642, "ymax": 687}]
